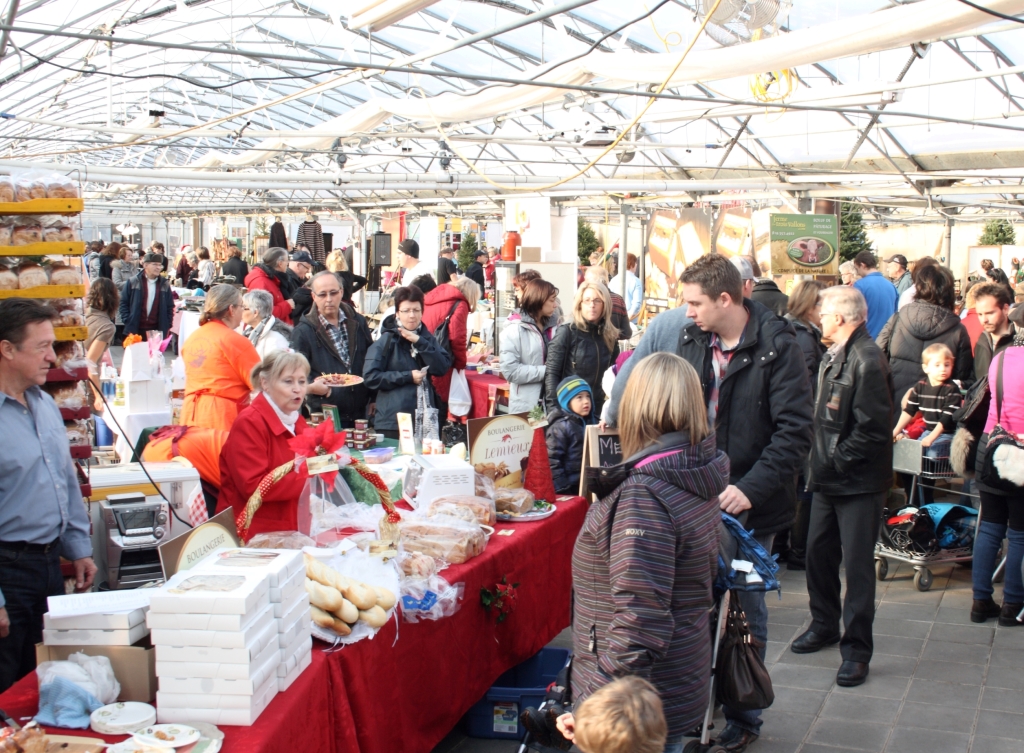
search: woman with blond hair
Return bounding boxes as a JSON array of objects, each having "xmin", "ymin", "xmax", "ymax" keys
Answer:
[
  {"xmin": 570, "ymin": 352, "xmax": 727, "ymax": 752},
  {"xmin": 216, "ymin": 350, "xmax": 312, "ymax": 536},
  {"xmin": 544, "ymin": 281, "xmax": 620, "ymax": 416},
  {"xmin": 181, "ymin": 285, "xmax": 261, "ymax": 432},
  {"xmin": 326, "ymin": 247, "xmax": 366, "ymax": 305}
]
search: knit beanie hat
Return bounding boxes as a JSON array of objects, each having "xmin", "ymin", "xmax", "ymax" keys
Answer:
[{"xmin": 556, "ymin": 376, "xmax": 592, "ymax": 413}]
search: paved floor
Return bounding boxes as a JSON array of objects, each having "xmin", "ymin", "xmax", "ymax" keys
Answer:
[{"xmin": 433, "ymin": 559, "xmax": 1024, "ymax": 753}]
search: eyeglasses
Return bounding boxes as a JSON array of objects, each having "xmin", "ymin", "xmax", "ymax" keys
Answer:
[{"xmin": 397, "ymin": 307, "xmax": 422, "ymax": 315}]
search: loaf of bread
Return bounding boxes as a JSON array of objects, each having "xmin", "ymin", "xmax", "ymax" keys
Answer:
[
  {"xmin": 17, "ymin": 263, "xmax": 48, "ymax": 288},
  {"xmin": 311, "ymin": 605, "xmax": 352, "ymax": 637},
  {"xmin": 0, "ymin": 176, "xmax": 13, "ymax": 203},
  {"xmin": 15, "ymin": 178, "xmax": 46, "ymax": 201},
  {"xmin": 373, "ymin": 586, "xmax": 397, "ymax": 611},
  {"xmin": 304, "ymin": 553, "xmax": 378, "ymax": 610},
  {"xmin": 0, "ymin": 267, "xmax": 17, "ymax": 289},
  {"xmin": 0, "ymin": 226, "xmax": 10, "ymax": 246},
  {"xmin": 427, "ymin": 495, "xmax": 496, "ymax": 526},
  {"xmin": 49, "ymin": 266, "xmax": 82, "ymax": 286},
  {"xmin": 42, "ymin": 225, "xmax": 78, "ymax": 242},
  {"xmin": 12, "ymin": 224, "xmax": 42, "ymax": 245},
  {"xmin": 396, "ymin": 551, "xmax": 436, "ymax": 578},
  {"xmin": 47, "ymin": 176, "xmax": 78, "ymax": 198},
  {"xmin": 337, "ymin": 597, "xmax": 358, "ymax": 624},
  {"xmin": 45, "ymin": 384, "xmax": 86, "ymax": 408},
  {"xmin": 399, "ymin": 517, "xmax": 486, "ymax": 564},
  {"xmin": 56, "ymin": 309, "xmax": 84, "ymax": 327},
  {"xmin": 305, "ymin": 577, "xmax": 344, "ymax": 613},
  {"xmin": 358, "ymin": 605, "xmax": 388, "ymax": 628},
  {"xmin": 495, "ymin": 488, "xmax": 536, "ymax": 515}
]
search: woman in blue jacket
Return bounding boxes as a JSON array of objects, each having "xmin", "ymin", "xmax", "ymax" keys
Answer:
[{"xmin": 363, "ymin": 286, "xmax": 451, "ymax": 437}]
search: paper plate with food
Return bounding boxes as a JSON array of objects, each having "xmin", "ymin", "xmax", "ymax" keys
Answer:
[
  {"xmin": 317, "ymin": 373, "xmax": 364, "ymax": 387},
  {"xmin": 496, "ymin": 499, "xmax": 556, "ymax": 522},
  {"xmin": 132, "ymin": 725, "xmax": 201, "ymax": 749}
]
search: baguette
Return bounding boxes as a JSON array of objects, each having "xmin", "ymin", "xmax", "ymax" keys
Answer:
[
  {"xmin": 305, "ymin": 578, "xmax": 344, "ymax": 613},
  {"xmin": 373, "ymin": 586, "xmax": 397, "ymax": 611},
  {"xmin": 311, "ymin": 605, "xmax": 352, "ymax": 636},
  {"xmin": 335, "ymin": 597, "xmax": 358, "ymax": 624},
  {"xmin": 304, "ymin": 554, "xmax": 343, "ymax": 591},
  {"xmin": 344, "ymin": 582, "xmax": 378, "ymax": 611},
  {"xmin": 358, "ymin": 605, "xmax": 388, "ymax": 628}
]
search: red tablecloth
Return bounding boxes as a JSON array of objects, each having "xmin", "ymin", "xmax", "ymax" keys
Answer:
[
  {"xmin": 465, "ymin": 370, "xmax": 509, "ymax": 419},
  {"xmin": 0, "ymin": 496, "xmax": 588, "ymax": 753}
]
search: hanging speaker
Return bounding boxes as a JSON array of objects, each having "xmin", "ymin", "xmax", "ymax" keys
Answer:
[{"xmin": 371, "ymin": 233, "xmax": 391, "ymax": 266}]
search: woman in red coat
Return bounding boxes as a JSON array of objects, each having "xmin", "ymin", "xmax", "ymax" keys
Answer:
[
  {"xmin": 421, "ymin": 276, "xmax": 477, "ymax": 419},
  {"xmin": 244, "ymin": 247, "xmax": 294, "ymax": 322},
  {"xmin": 217, "ymin": 350, "xmax": 311, "ymax": 536}
]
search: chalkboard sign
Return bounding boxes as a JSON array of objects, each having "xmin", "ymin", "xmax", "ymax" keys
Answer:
[{"xmin": 578, "ymin": 426, "xmax": 622, "ymax": 500}]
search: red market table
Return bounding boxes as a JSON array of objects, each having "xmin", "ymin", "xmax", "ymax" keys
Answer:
[
  {"xmin": 464, "ymin": 370, "xmax": 509, "ymax": 419},
  {"xmin": 0, "ymin": 496, "xmax": 588, "ymax": 753}
]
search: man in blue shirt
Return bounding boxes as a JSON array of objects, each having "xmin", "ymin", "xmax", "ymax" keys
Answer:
[
  {"xmin": 609, "ymin": 252, "xmax": 643, "ymax": 322},
  {"xmin": 0, "ymin": 299, "xmax": 95, "ymax": 693},
  {"xmin": 853, "ymin": 251, "xmax": 897, "ymax": 338}
]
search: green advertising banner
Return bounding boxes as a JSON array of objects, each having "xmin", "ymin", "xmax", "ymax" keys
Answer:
[{"xmin": 769, "ymin": 213, "xmax": 839, "ymax": 275}]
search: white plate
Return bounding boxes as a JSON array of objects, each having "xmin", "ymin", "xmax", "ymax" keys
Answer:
[
  {"xmin": 132, "ymin": 725, "xmax": 201, "ymax": 749},
  {"xmin": 91, "ymin": 702, "xmax": 157, "ymax": 735},
  {"xmin": 497, "ymin": 504, "xmax": 556, "ymax": 523},
  {"xmin": 107, "ymin": 738, "xmax": 221, "ymax": 753}
]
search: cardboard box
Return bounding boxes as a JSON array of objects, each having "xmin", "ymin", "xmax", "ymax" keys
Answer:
[
  {"xmin": 269, "ymin": 567, "xmax": 305, "ymax": 603},
  {"xmin": 156, "ymin": 679, "xmax": 277, "ymax": 726},
  {"xmin": 154, "ymin": 620, "xmax": 278, "ymax": 665},
  {"xmin": 148, "ymin": 570, "xmax": 269, "ymax": 615},
  {"xmin": 190, "ymin": 548, "xmax": 303, "ymax": 588},
  {"xmin": 43, "ymin": 622, "xmax": 149, "ymax": 647},
  {"xmin": 277, "ymin": 631, "xmax": 312, "ymax": 666},
  {"xmin": 154, "ymin": 639, "xmax": 279, "ymax": 680},
  {"xmin": 277, "ymin": 594, "xmax": 310, "ymax": 632},
  {"xmin": 272, "ymin": 587, "xmax": 306, "ymax": 620},
  {"xmin": 44, "ymin": 608, "xmax": 147, "ymax": 631},
  {"xmin": 157, "ymin": 672, "xmax": 277, "ymax": 709},
  {"xmin": 278, "ymin": 648, "xmax": 312, "ymax": 692},
  {"xmin": 146, "ymin": 605, "xmax": 264, "ymax": 632},
  {"xmin": 277, "ymin": 610, "xmax": 309, "ymax": 650},
  {"xmin": 36, "ymin": 642, "xmax": 156, "ymax": 702},
  {"xmin": 156, "ymin": 648, "xmax": 279, "ymax": 696},
  {"xmin": 149, "ymin": 603, "xmax": 273, "ymax": 649}
]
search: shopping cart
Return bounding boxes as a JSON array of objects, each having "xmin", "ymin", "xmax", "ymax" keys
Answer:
[{"xmin": 875, "ymin": 438, "xmax": 979, "ymax": 591}]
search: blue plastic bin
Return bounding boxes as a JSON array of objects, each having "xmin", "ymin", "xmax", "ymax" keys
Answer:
[
  {"xmin": 461, "ymin": 647, "xmax": 570, "ymax": 741},
  {"xmin": 94, "ymin": 415, "xmax": 114, "ymax": 446}
]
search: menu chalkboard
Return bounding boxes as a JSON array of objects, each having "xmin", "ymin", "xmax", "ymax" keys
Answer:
[{"xmin": 578, "ymin": 426, "xmax": 622, "ymax": 501}]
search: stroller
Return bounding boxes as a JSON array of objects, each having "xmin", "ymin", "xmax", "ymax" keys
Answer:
[{"xmin": 517, "ymin": 514, "xmax": 781, "ymax": 753}]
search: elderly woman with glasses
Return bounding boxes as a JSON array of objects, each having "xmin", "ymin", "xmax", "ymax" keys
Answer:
[
  {"xmin": 244, "ymin": 247, "xmax": 295, "ymax": 321},
  {"xmin": 241, "ymin": 289, "xmax": 292, "ymax": 359},
  {"xmin": 291, "ymin": 271, "xmax": 375, "ymax": 427}
]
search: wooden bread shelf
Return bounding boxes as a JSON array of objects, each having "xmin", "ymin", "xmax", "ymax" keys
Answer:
[
  {"xmin": 46, "ymin": 365, "xmax": 89, "ymax": 382},
  {"xmin": 0, "ymin": 284, "xmax": 84, "ymax": 299},
  {"xmin": 54, "ymin": 326, "xmax": 88, "ymax": 341},
  {"xmin": 0, "ymin": 198, "xmax": 83, "ymax": 214},
  {"xmin": 0, "ymin": 241, "xmax": 85, "ymax": 256}
]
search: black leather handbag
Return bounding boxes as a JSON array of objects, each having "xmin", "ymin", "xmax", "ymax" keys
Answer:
[{"xmin": 715, "ymin": 592, "xmax": 775, "ymax": 712}]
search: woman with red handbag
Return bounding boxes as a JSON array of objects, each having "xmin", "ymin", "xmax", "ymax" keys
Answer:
[{"xmin": 971, "ymin": 333, "xmax": 1024, "ymax": 626}]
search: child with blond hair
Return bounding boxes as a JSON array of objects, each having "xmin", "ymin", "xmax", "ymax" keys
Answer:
[{"xmin": 555, "ymin": 677, "xmax": 668, "ymax": 753}]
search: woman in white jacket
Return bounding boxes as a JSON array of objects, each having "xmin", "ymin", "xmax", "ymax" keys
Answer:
[
  {"xmin": 499, "ymin": 279, "xmax": 559, "ymax": 414},
  {"xmin": 241, "ymin": 289, "xmax": 292, "ymax": 359}
]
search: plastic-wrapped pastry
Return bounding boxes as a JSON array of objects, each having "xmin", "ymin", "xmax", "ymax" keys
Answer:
[
  {"xmin": 0, "ymin": 225, "xmax": 10, "ymax": 246},
  {"xmin": 49, "ymin": 265, "xmax": 83, "ymax": 286},
  {"xmin": 43, "ymin": 224, "xmax": 78, "ymax": 241},
  {"xmin": 53, "ymin": 340, "xmax": 84, "ymax": 367},
  {"xmin": 396, "ymin": 550, "xmax": 437, "ymax": 578},
  {"xmin": 45, "ymin": 383, "xmax": 87, "ymax": 408},
  {"xmin": 0, "ymin": 266, "xmax": 17, "ymax": 289},
  {"xmin": 426, "ymin": 495, "xmax": 497, "ymax": 527},
  {"xmin": 12, "ymin": 222, "xmax": 42, "ymax": 245},
  {"xmin": 55, "ymin": 309, "xmax": 84, "ymax": 327},
  {"xmin": 0, "ymin": 175, "xmax": 14, "ymax": 203},
  {"xmin": 398, "ymin": 514, "xmax": 486, "ymax": 564},
  {"xmin": 15, "ymin": 176, "xmax": 46, "ymax": 201},
  {"xmin": 66, "ymin": 419, "xmax": 91, "ymax": 445},
  {"xmin": 494, "ymin": 487, "xmax": 536, "ymax": 515},
  {"xmin": 17, "ymin": 263, "xmax": 48, "ymax": 288},
  {"xmin": 46, "ymin": 175, "xmax": 79, "ymax": 198}
]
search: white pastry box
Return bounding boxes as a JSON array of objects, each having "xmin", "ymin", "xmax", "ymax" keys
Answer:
[
  {"xmin": 43, "ymin": 623, "xmax": 149, "ymax": 647},
  {"xmin": 44, "ymin": 608, "xmax": 148, "ymax": 632},
  {"xmin": 277, "ymin": 612, "xmax": 310, "ymax": 654},
  {"xmin": 189, "ymin": 548, "xmax": 304, "ymax": 589},
  {"xmin": 156, "ymin": 677, "xmax": 278, "ymax": 726},
  {"xmin": 154, "ymin": 620, "xmax": 278, "ymax": 665},
  {"xmin": 149, "ymin": 604, "xmax": 274, "ymax": 649},
  {"xmin": 125, "ymin": 378, "xmax": 167, "ymax": 414},
  {"xmin": 272, "ymin": 587, "xmax": 307, "ymax": 620},
  {"xmin": 157, "ymin": 672, "xmax": 277, "ymax": 709},
  {"xmin": 156, "ymin": 647, "xmax": 279, "ymax": 696},
  {"xmin": 278, "ymin": 649, "xmax": 312, "ymax": 692},
  {"xmin": 154, "ymin": 639, "xmax": 280, "ymax": 681},
  {"xmin": 277, "ymin": 594, "xmax": 310, "ymax": 632},
  {"xmin": 148, "ymin": 570, "xmax": 269, "ymax": 615},
  {"xmin": 147, "ymin": 605, "xmax": 265, "ymax": 633},
  {"xmin": 269, "ymin": 567, "xmax": 305, "ymax": 603}
]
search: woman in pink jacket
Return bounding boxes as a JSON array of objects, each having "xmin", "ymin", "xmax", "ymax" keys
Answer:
[{"xmin": 971, "ymin": 333, "xmax": 1024, "ymax": 627}]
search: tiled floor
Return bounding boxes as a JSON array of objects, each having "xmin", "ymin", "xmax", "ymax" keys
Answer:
[{"xmin": 434, "ymin": 560, "xmax": 1024, "ymax": 753}]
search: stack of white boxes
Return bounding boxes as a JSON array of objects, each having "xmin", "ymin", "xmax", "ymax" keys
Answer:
[
  {"xmin": 147, "ymin": 549, "xmax": 311, "ymax": 725},
  {"xmin": 43, "ymin": 607, "xmax": 149, "ymax": 646}
]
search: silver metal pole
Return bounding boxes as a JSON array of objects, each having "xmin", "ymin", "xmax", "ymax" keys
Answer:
[
  {"xmin": 619, "ymin": 205, "xmax": 630, "ymax": 299},
  {"xmin": 0, "ymin": 0, "xmax": 20, "ymax": 62}
]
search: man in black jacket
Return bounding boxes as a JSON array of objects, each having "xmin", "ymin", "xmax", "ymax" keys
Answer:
[
  {"xmin": 974, "ymin": 283, "xmax": 1019, "ymax": 381},
  {"xmin": 464, "ymin": 250, "xmax": 487, "ymax": 294},
  {"xmin": 606, "ymin": 254, "xmax": 812, "ymax": 753},
  {"xmin": 291, "ymin": 272, "xmax": 373, "ymax": 425},
  {"xmin": 119, "ymin": 254, "xmax": 174, "ymax": 338},
  {"xmin": 792, "ymin": 285, "xmax": 893, "ymax": 689},
  {"xmin": 281, "ymin": 251, "xmax": 314, "ymax": 325}
]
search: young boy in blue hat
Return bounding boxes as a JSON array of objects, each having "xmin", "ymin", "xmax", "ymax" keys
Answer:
[{"xmin": 546, "ymin": 376, "xmax": 596, "ymax": 494}]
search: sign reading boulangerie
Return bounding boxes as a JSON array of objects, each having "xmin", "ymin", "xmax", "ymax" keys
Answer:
[
  {"xmin": 467, "ymin": 413, "xmax": 535, "ymax": 489},
  {"xmin": 158, "ymin": 508, "xmax": 239, "ymax": 579}
]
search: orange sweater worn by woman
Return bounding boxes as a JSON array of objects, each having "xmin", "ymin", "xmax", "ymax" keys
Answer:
[{"xmin": 181, "ymin": 285, "xmax": 261, "ymax": 432}]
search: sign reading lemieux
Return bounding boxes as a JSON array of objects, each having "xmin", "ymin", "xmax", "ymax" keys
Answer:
[{"xmin": 769, "ymin": 213, "xmax": 840, "ymax": 276}]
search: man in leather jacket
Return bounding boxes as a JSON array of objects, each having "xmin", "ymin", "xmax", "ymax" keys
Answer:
[{"xmin": 791, "ymin": 285, "xmax": 893, "ymax": 689}]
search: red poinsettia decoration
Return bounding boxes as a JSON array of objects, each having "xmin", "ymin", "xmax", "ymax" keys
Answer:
[
  {"xmin": 480, "ymin": 576, "xmax": 520, "ymax": 624},
  {"xmin": 288, "ymin": 422, "xmax": 347, "ymax": 490}
]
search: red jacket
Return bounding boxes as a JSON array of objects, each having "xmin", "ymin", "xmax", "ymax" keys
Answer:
[
  {"xmin": 421, "ymin": 284, "xmax": 468, "ymax": 404},
  {"xmin": 962, "ymin": 309, "xmax": 983, "ymax": 354},
  {"xmin": 244, "ymin": 265, "xmax": 292, "ymax": 322},
  {"xmin": 217, "ymin": 392, "xmax": 310, "ymax": 537}
]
